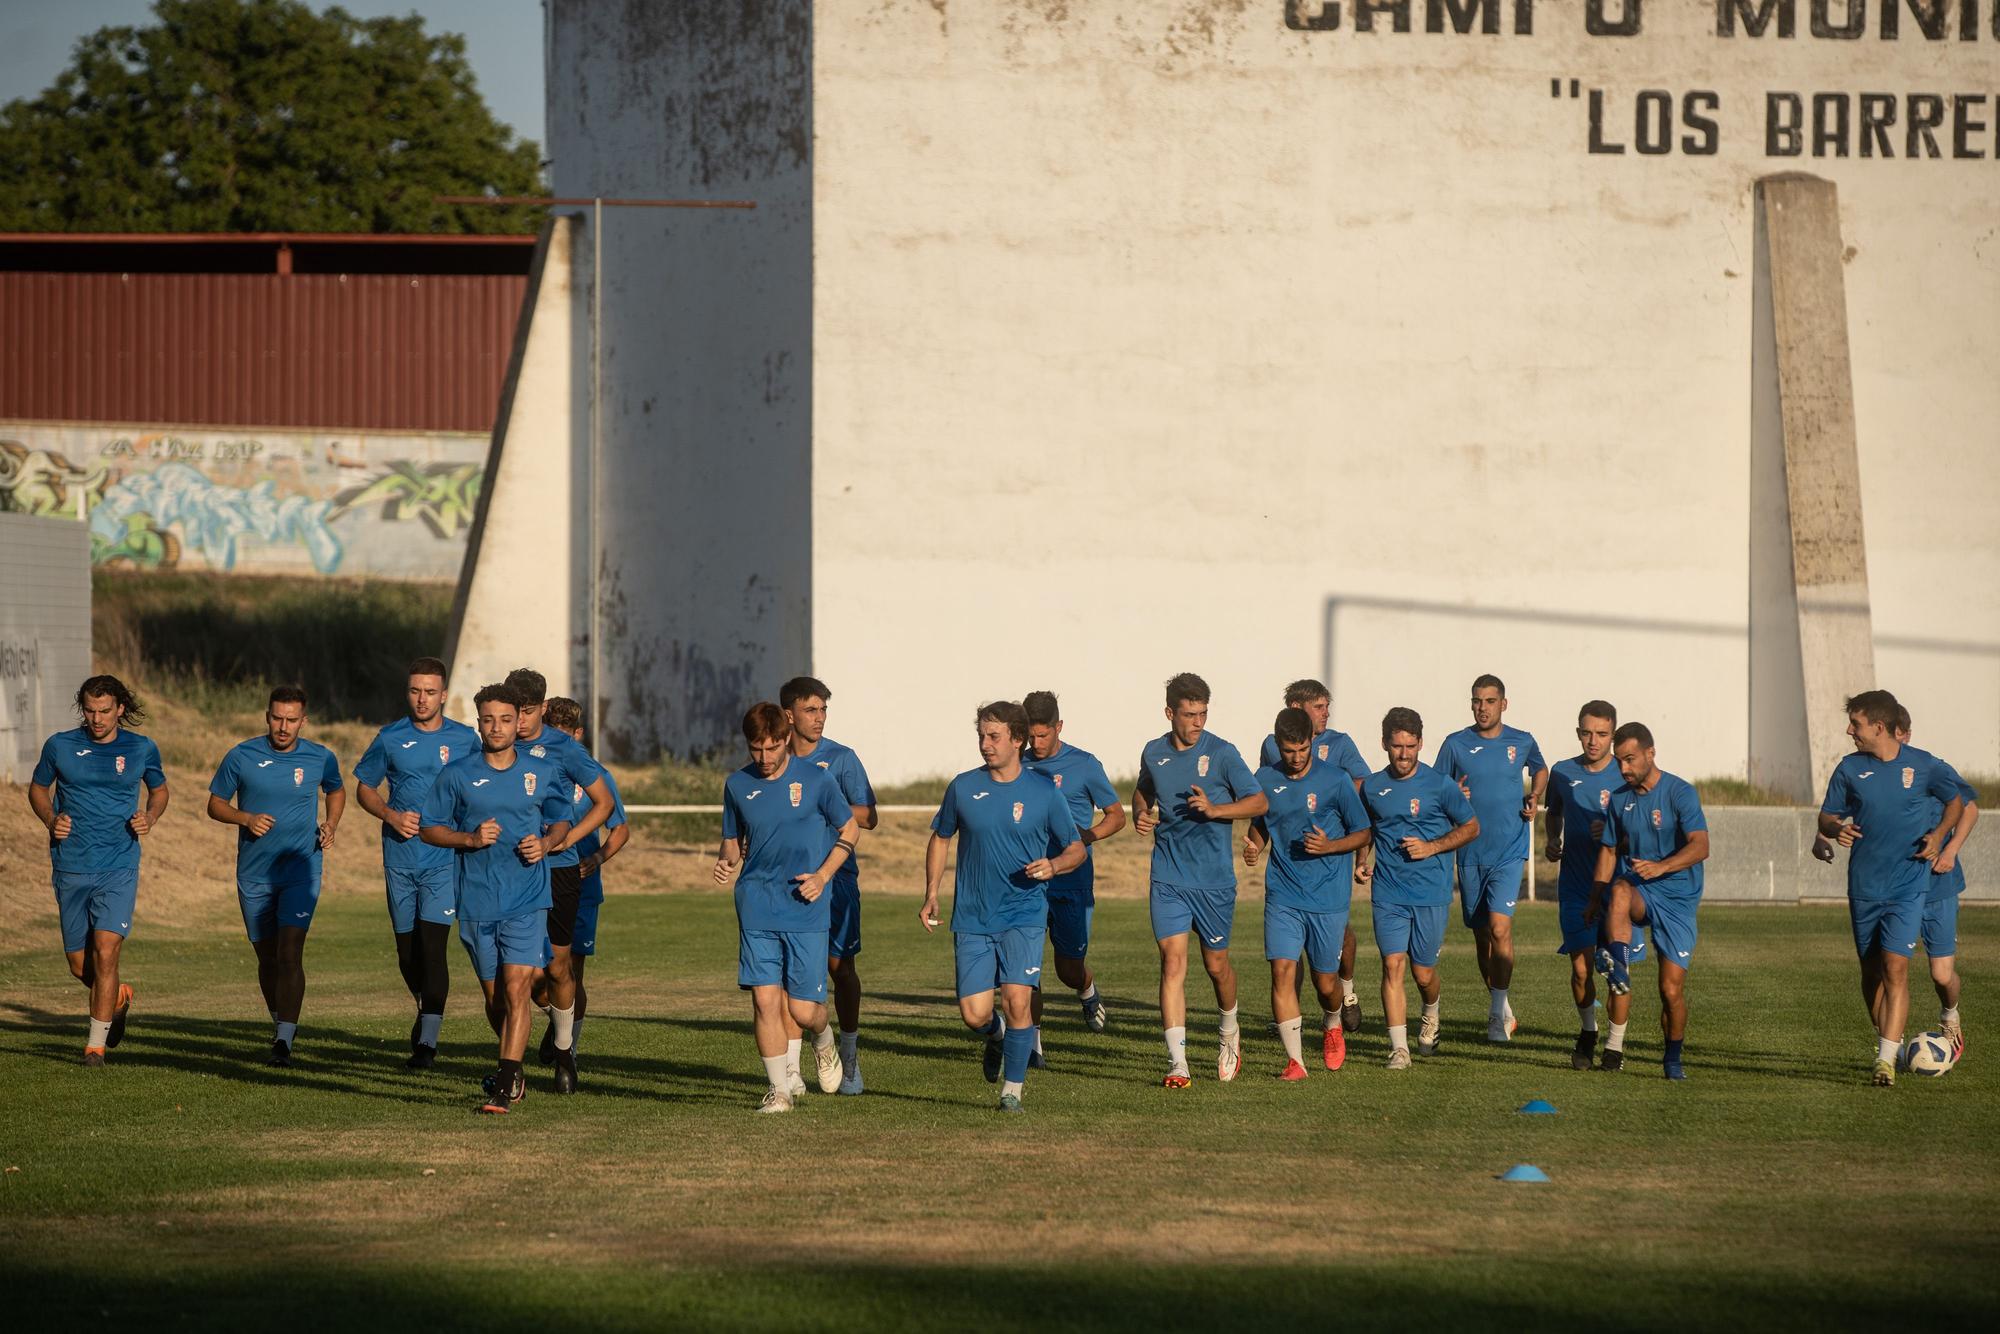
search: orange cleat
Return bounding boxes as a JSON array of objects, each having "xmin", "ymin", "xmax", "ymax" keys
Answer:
[
  {"xmin": 1279, "ymin": 1058, "xmax": 1308, "ymax": 1082},
  {"xmin": 1322, "ymin": 1024, "xmax": 1347, "ymax": 1071},
  {"xmin": 1161, "ymin": 1070, "xmax": 1192, "ymax": 1089}
]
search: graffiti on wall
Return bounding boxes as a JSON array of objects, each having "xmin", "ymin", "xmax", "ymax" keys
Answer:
[{"xmin": 0, "ymin": 426, "xmax": 489, "ymax": 579}]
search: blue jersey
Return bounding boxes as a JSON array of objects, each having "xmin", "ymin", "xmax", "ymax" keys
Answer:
[
  {"xmin": 1925, "ymin": 770, "xmax": 1977, "ymax": 903},
  {"xmin": 1599, "ymin": 771, "xmax": 1708, "ymax": 901},
  {"xmin": 1821, "ymin": 746, "xmax": 1963, "ymax": 901},
  {"xmin": 1549, "ymin": 755, "xmax": 1621, "ymax": 896},
  {"xmin": 932, "ymin": 766, "xmax": 1080, "ymax": 933},
  {"xmin": 208, "ymin": 736, "xmax": 343, "ymax": 887},
  {"xmin": 1253, "ymin": 760, "xmax": 1370, "ymax": 914},
  {"xmin": 32, "ymin": 727, "xmax": 166, "ymax": 874},
  {"xmin": 352, "ymin": 715, "xmax": 480, "ymax": 872},
  {"xmin": 1359, "ymin": 764, "xmax": 1477, "ymax": 907},
  {"xmin": 1023, "ymin": 742, "xmax": 1120, "ymax": 901},
  {"xmin": 1433, "ymin": 725, "xmax": 1545, "ymax": 867},
  {"xmin": 1259, "ymin": 729, "xmax": 1370, "ymax": 785},
  {"xmin": 514, "ymin": 726, "xmax": 607, "ymax": 868},
  {"xmin": 576, "ymin": 768, "xmax": 628, "ymax": 906},
  {"xmin": 799, "ymin": 735, "xmax": 874, "ymax": 890},
  {"xmin": 420, "ymin": 749, "xmax": 573, "ymax": 920},
  {"xmin": 1136, "ymin": 731, "xmax": 1260, "ymax": 892},
  {"xmin": 722, "ymin": 758, "xmax": 851, "ymax": 932}
]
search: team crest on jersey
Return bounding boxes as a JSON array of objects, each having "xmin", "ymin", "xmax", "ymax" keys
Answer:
[
  {"xmin": 114, "ymin": 755, "xmax": 126, "ymax": 775},
  {"xmin": 1197, "ymin": 755, "xmax": 1210, "ymax": 778},
  {"xmin": 1306, "ymin": 791, "xmax": 1318, "ymax": 813},
  {"xmin": 1507, "ymin": 745, "xmax": 1517, "ymax": 764},
  {"xmin": 788, "ymin": 782, "xmax": 802, "ymax": 807},
  {"xmin": 1316, "ymin": 743, "xmax": 1329, "ymax": 761},
  {"xmin": 293, "ymin": 767, "xmax": 305, "ymax": 787},
  {"xmin": 1409, "ymin": 797, "xmax": 1421, "ymax": 816},
  {"xmin": 1052, "ymin": 773, "xmax": 1064, "ymax": 788},
  {"xmin": 530, "ymin": 745, "xmax": 547, "ymax": 759},
  {"xmin": 1651, "ymin": 809, "xmax": 1662, "ymax": 829},
  {"xmin": 440, "ymin": 745, "xmax": 451, "ymax": 764},
  {"xmin": 1598, "ymin": 788, "xmax": 1611, "ymax": 809},
  {"xmin": 573, "ymin": 784, "xmax": 583, "ymax": 804},
  {"xmin": 1012, "ymin": 801, "xmax": 1024, "ymax": 823},
  {"xmin": 1902, "ymin": 767, "xmax": 1915, "ymax": 789},
  {"xmin": 816, "ymin": 760, "xmax": 830, "ymax": 770},
  {"xmin": 524, "ymin": 771, "xmax": 537, "ymax": 796}
]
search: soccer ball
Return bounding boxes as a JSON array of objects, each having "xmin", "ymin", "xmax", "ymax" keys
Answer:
[{"xmin": 1897, "ymin": 1031, "xmax": 1958, "ymax": 1077}]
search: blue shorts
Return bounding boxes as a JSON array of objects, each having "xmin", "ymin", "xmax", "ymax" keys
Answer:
[
  {"xmin": 238, "ymin": 879, "xmax": 319, "ymax": 944},
  {"xmin": 52, "ymin": 868, "xmax": 139, "ymax": 954},
  {"xmin": 1150, "ymin": 881, "xmax": 1235, "ymax": 949},
  {"xmin": 1850, "ymin": 895, "xmax": 1923, "ymax": 961},
  {"xmin": 1047, "ymin": 896, "xmax": 1092, "ymax": 960},
  {"xmin": 1556, "ymin": 892, "xmax": 1648, "ymax": 962},
  {"xmin": 572, "ymin": 899, "xmax": 601, "ymax": 957},
  {"xmin": 1458, "ymin": 862, "xmax": 1522, "ymax": 927},
  {"xmin": 385, "ymin": 866, "xmax": 456, "ymax": 933},
  {"xmin": 827, "ymin": 877, "xmax": 861, "ymax": 960},
  {"xmin": 1373, "ymin": 900, "xmax": 1448, "ymax": 968},
  {"xmin": 1264, "ymin": 902, "xmax": 1347, "ymax": 974},
  {"xmin": 739, "ymin": 928, "xmax": 829, "ymax": 1002},
  {"xmin": 1636, "ymin": 891, "xmax": 1699, "ymax": 969},
  {"xmin": 954, "ymin": 927, "xmax": 1046, "ymax": 998},
  {"xmin": 1921, "ymin": 894, "xmax": 1958, "ymax": 959},
  {"xmin": 459, "ymin": 913, "xmax": 552, "ymax": 982}
]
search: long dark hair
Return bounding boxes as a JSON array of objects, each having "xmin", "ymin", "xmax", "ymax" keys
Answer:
[{"xmin": 75, "ymin": 674, "xmax": 146, "ymax": 728}]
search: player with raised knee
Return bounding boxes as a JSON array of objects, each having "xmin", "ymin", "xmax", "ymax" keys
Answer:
[
  {"xmin": 1022, "ymin": 689, "xmax": 1124, "ymax": 1058},
  {"xmin": 27, "ymin": 675, "xmax": 168, "ymax": 1067},
  {"xmin": 779, "ymin": 675, "xmax": 877, "ymax": 1094},
  {"xmin": 1244, "ymin": 707, "xmax": 1371, "ymax": 1079},
  {"xmin": 420, "ymin": 682, "xmax": 573, "ymax": 1112},
  {"xmin": 920, "ymin": 701, "xmax": 1083, "ymax": 1112},
  {"xmin": 537, "ymin": 697, "xmax": 628, "ymax": 1066},
  {"xmin": 1134, "ymin": 673, "xmax": 1268, "ymax": 1088},
  {"xmin": 716, "ymin": 702, "xmax": 858, "ymax": 1113},
  {"xmin": 1258, "ymin": 678, "xmax": 1371, "ymax": 1036},
  {"xmin": 206, "ymin": 685, "xmax": 344, "ymax": 1068},
  {"xmin": 1589, "ymin": 723, "xmax": 1709, "ymax": 1079},
  {"xmin": 1359, "ymin": 707, "xmax": 1478, "ymax": 1069},
  {"xmin": 1432, "ymin": 673, "xmax": 1546, "ymax": 1044},
  {"xmin": 354, "ymin": 656, "xmax": 478, "ymax": 1071},
  {"xmin": 1545, "ymin": 699, "xmax": 1640, "ymax": 1070},
  {"xmin": 1818, "ymin": 690, "xmax": 1962, "ymax": 1087}
]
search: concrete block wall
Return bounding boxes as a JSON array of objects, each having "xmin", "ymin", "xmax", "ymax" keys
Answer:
[{"xmin": 0, "ymin": 511, "xmax": 92, "ymax": 783}]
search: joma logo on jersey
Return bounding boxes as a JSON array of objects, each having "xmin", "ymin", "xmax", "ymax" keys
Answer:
[
  {"xmin": 1902, "ymin": 767, "xmax": 1915, "ymax": 789},
  {"xmin": 1196, "ymin": 755, "xmax": 1210, "ymax": 778},
  {"xmin": 524, "ymin": 772, "xmax": 537, "ymax": 796},
  {"xmin": 788, "ymin": 782, "xmax": 802, "ymax": 808},
  {"xmin": 114, "ymin": 755, "xmax": 125, "ymax": 775},
  {"xmin": 1012, "ymin": 801, "xmax": 1024, "ymax": 823}
]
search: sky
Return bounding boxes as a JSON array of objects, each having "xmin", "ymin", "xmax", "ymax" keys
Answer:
[{"xmin": 0, "ymin": 0, "xmax": 546, "ymax": 146}]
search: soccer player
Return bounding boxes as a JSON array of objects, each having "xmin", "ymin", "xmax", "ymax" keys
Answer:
[
  {"xmin": 1358, "ymin": 707, "xmax": 1479, "ymax": 1069},
  {"xmin": 353, "ymin": 656, "xmax": 479, "ymax": 1071},
  {"xmin": 1818, "ymin": 691, "xmax": 1964, "ymax": 1085},
  {"xmin": 920, "ymin": 701, "xmax": 1083, "ymax": 1112},
  {"xmin": 1590, "ymin": 722, "xmax": 1710, "ymax": 1080},
  {"xmin": 1544, "ymin": 700, "xmax": 1642, "ymax": 1070},
  {"xmin": 1257, "ymin": 678, "xmax": 1371, "ymax": 1035},
  {"xmin": 1133, "ymin": 673, "xmax": 1267, "ymax": 1088},
  {"xmin": 27, "ymin": 675, "xmax": 168, "ymax": 1067},
  {"xmin": 503, "ymin": 668, "xmax": 615, "ymax": 1090},
  {"xmin": 1022, "ymin": 689, "xmax": 1124, "ymax": 1050},
  {"xmin": 779, "ymin": 675, "xmax": 878, "ymax": 1094},
  {"xmin": 1433, "ymin": 674, "xmax": 1546, "ymax": 1043},
  {"xmin": 419, "ymin": 682, "xmax": 573, "ymax": 1113},
  {"xmin": 1244, "ymin": 707, "xmax": 1371, "ymax": 1079},
  {"xmin": 714, "ymin": 702, "xmax": 858, "ymax": 1113},
  {"xmin": 206, "ymin": 685, "xmax": 345, "ymax": 1067},
  {"xmin": 537, "ymin": 696, "xmax": 629, "ymax": 1065}
]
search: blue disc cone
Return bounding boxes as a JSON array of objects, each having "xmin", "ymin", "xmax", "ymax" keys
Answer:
[
  {"xmin": 1518, "ymin": 1099, "xmax": 1558, "ymax": 1115},
  {"xmin": 1499, "ymin": 1164, "xmax": 1551, "ymax": 1183}
]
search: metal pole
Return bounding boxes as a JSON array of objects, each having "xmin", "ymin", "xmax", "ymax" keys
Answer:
[{"xmin": 589, "ymin": 197, "xmax": 603, "ymax": 744}]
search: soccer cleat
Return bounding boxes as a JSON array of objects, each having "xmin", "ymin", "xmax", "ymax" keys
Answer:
[
  {"xmin": 267, "ymin": 1040, "xmax": 292, "ymax": 1068},
  {"xmin": 1600, "ymin": 1048, "xmax": 1625, "ymax": 1073},
  {"xmin": 1217, "ymin": 1031, "xmax": 1241, "ymax": 1083},
  {"xmin": 814, "ymin": 1040, "xmax": 842, "ymax": 1094},
  {"xmin": 1322, "ymin": 1024, "xmax": 1347, "ymax": 1071},
  {"xmin": 1942, "ymin": 1018, "xmax": 1965, "ymax": 1056},
  {"xmin": 786, "ymin": 1073, "xmax": 808, "ymax": 1099},
  {"xmin": 1571, "ymin": 1030, "xmax": 1597, "ymax": 1071},
  {"xmin": 998, "ymin": 1093, "xmax": 1024, "ymax": 1114},
  {"xmin": 1487, "ymin": 1013, "xmax": 1512, "ymax": 1044},
  {"xmin": 107, "ymin": 984, "xmax": 134, "ymax": 1049},
  {"xmin": 1663, "ymin": 1057, "xmax": 1686, "ymax": 1081},
  {"xmin": 839, "ymin": 1054, "xmax": 864, "ymax": 1096},
  {"xmin": 1872, "ymin": 1058, "xmax": 1895, "ymax": 1087},
  {"xmin": 1028, "ymin": 1048, "xmax": 1047, "ymax": 1071},
  {"xmin": 479, "ymin": 1076, "xmax": 513, "ymax": 1114},
  {"xmin": 553, "ymin": 1046, "xmax": 578, "ymax": 1094},
  {"xmin": 1385, "ymin": 1047, "xmax": 1412, "ymax": 1071},
  {"xmin": 756, "ymin": 1088, "xmax": 794, "ymax": 1114},
  {"xmin": 1417, "ymin": 1011, "xmax": 1441, "ymax": 1057},
  {"xmin": 1341, "ymin": 994, "xmax": 1363, "ymax": 1034},
  {"xmin": 82, "ymin": 1046, "xmax": 107, "ymax": 1068},
  {"xmin": 538, "ymin": 1023, "xmax": 558, "ymax": 1066},
  {"xmin": 982, "ymin": 1034, "xmax": 1004, "ymax": 1084},
  {"xmin": 405, "ymin": 1044, "xmax": 437, "ymax": 1071},
  {"xmin": 1279, "ymin": 1058, "xmax": 1309, "ymax": 1082},
  {"xmin": 1162, "ymin": 1068, "xmax": 1192, "ymax": 1089},
  {"xmin": 1082, "ymin": 992, "xmax": 1108, "ymax": 1032}
]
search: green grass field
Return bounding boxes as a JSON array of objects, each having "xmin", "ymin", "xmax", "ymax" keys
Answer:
[{"xmin": 2, "ymin": 895, "xmax": 1996, "ymax": 1330}]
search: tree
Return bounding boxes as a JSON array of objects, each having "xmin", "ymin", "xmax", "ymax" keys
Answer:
[{"xmin": 0, "ymin": 0, "xmax": 544, "ymax": 233}]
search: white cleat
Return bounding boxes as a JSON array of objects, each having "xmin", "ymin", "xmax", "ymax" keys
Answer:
[
  {"xmin": 1487, "ymin": 1013, "xmax": 1513, "ymax": 1043},
  {"xmin": 1386, "ymin": 1047, "xmax": 1412, "ymax": 1070},
  {"xmin": 787, "ymin": 1073, "xmax": 808, "ymax": 1099},
  {"xmin": 1417, "ymin": 1011, "xmax": 1441, "ymax": 1056},
  {"xmin": 757, "ymin": 1088, "xmax": 794, "ymax": 1114},
  {"xmin": 839, "ymin": 1054, "xmax": 864, "ymax": 1096},
  {"xmin": 1218, "ymin": 1031, "xmax": 1241, "ymax": 1083},
  {"xmin": 813, "ymin": 1040, "xmax": 842, "ymax": 1094}
]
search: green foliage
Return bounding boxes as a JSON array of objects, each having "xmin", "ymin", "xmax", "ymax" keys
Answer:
[
  {"xmin": 1695, "ymin": 777, "xmax": 1802, "ymax": 807},
  {"xmin": 0, "ymin": 0, "xmax": 543, "ymax": 233}
]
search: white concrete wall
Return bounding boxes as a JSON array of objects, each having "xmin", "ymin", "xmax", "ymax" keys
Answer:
[{"xmin": 0, "ymin": 511, "xmax": 92, "ymax": 784}]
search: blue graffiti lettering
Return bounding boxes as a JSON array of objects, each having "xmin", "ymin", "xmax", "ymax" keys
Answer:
[{"xmin": 89, "ymin": 463, "xmax": 344, "ymax": 573}]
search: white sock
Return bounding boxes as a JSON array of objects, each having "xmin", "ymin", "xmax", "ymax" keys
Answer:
[
  {"xmin": 1078, "ymin": 981, "xmax": 1098, "ymax": 1001},
  {"xmin": 811, "ymin": 1023, "xmax": 835, "ymax": 1052},
  {"xmin": 1489, "ymin": 988, "xmax": 1509, "ymax": 1020},
  {"xmin": 1341, "ymin": 978, "xmax": 1357, "ymax": 1003},
  {"xmin": 1942, "ymin": 1005, "xmax": 1960, "ymax": 1024},
  {"xmin": 1878, "ymin": 1035, "xmax": 1901, "ymax": 1064},
  {"xmin": 1001, "ymin": 1079, "xmax": 1024, "ymax": 1101},
  {"xmin": 1034, "ymin": 1029, "xmax": 1044, "ymax": 1055},
  {"xmin": 1219, "ymin": 1005, "xmax": 1241, "ymax": 1038},
  {"xmin": 1164, "ymin": 1025, "xmax": 1188, "ymax": 1070},
  {"xmin": 839, "ymin": 1029, "xmax": 858, "ymax": 1062},
  {"xmin": 1278, "ymin": 1016, "xmax": 1304, "ymax": 1064},
  {"xmin": 761, "ymin": 1054, "xmax": 788, "ymax": 1092},
  {"xmin": 1422, "ymin": 1000, "xmax": 1440, "ymax": 1023},
  {"xmin": 1323, "ymin": 1009, "xmax": 1341, "ymax": 1032},
  {"xmin": 275, "ymin": 1021, "xmax": 297, "ymax": 1046},
  {"xmin": 1388, "ymin": 1023, "xmax": 1408, "ymax": 1051},
  {"xmin": 785, "ymin": 1037, "xmax": 802, "ymax": 1080},
  {"xmin": 1607, "ymin": 1022, "xmax": 1628, "ymax": 1052},
  {"xmin": 1577, "ymin": 1002, "xmax": 1598, "ymax": 1034},
  {"xmin": 418, "ymin": 1012, "xmax": 443, "ymax": 1046},
  {"xmin": 87, "ymin": 1017, "xmax": 112, "ymax": 1047},
  {"xmin": 552, "ymin": 1005, "xmax": 575, "ymax": 1050},
  {"xmin": 571, "ymin": 1016, "xmax": 583, "ymax": 1053}
]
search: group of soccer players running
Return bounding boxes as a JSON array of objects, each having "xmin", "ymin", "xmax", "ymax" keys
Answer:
[{"xmin": 26, "ymin": 661, "xmax": 1975, "ymax": 1112}]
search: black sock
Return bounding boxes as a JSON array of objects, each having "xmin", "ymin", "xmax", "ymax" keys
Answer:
[
  {"xmin": 393, "ymin": 930, "xmax": 424, "ymax": 1000},
  {"xmin": 418, "ymin": 921, "xmax": 451, "ymax": 1014}
]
